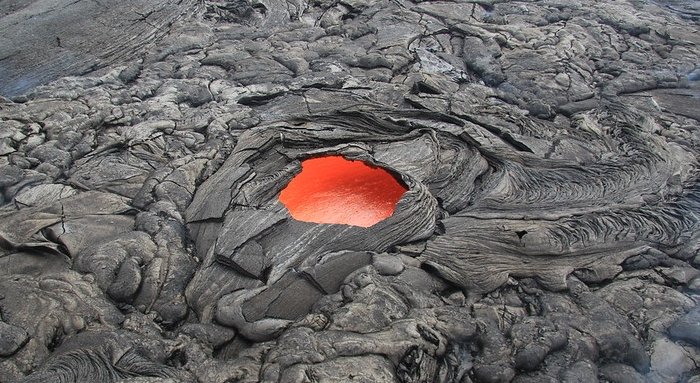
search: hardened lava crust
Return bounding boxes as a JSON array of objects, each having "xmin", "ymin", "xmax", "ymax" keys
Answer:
[{"xmin": 0, "ymin": 0, "xmax": 699, "ymax": 382}]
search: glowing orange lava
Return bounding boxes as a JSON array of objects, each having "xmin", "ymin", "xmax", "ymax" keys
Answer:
[{"xmin": 279, "ymin": 156, "xmax": 408, "ymax": 227}]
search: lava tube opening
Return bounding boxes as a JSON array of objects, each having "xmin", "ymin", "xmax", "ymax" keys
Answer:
[{"xmin": 279, "ymin": 155, "xmax": 408, "ymax": 227}]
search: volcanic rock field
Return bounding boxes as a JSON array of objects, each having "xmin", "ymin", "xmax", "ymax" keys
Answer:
[{"xmin": 0, "ymin": 0, "xmax": 699, "ymax": 382}]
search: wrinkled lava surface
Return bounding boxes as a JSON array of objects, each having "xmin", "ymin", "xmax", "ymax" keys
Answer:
[
  {"xmin": 279, "ymin": 156, "xmax": 407, "ymax": 227},
  {"xmin": 1, "ymin": 0, "xmax": 700, "ymax": 381}
]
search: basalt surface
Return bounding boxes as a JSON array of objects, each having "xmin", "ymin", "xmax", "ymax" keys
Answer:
[{"xmin": 0, "ymin": 0, "xmax": 699, "ymax": 382}]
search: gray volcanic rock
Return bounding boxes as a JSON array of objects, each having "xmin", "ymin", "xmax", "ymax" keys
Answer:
[
  {"xmin": 0, "ymin": 321, "xmax": 28, "ymax": 357},
  {"xmin": 668, "ymin": 307, "xmax": 700, "ymax": 347},
  {"xmin": 0, "ymin": 0, "xmax": 201, "ymax": 97},
  {"xmin": 0, "ymin": 0, "xmax": 699, "ymax": 382}
]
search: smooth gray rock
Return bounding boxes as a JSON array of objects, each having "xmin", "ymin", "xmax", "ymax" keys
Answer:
[
  {"xmin": 0, "ymin": 321, "xmax": 28, "ymax": 356},
  {"xmin": 668, "ymin": 307, "xmax": 700, "ymax": 347},
  {"xmin": 0, "ymin": 0, "xmax": 199, "ymax": 97},
  {"xmin": 373, "ymin": 253, "xmax": 405, "ymax": 276},
  {"xmin": 599, "ymin": 363, "xmax": 646, "ymax": 383}
]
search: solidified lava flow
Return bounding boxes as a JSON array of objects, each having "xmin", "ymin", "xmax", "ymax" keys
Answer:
[
  {"xmin": 279, "ymin": 156, "xmax": 408, "ymax": 227},
  {"xmin": 3, "ymin": 0, "xmax": 700, "ymax": 381}
]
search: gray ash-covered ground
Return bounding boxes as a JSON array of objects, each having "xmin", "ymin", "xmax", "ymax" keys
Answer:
[{"xmin": 1, "ymin": 0, "xmax": 699, "ymax": 382}]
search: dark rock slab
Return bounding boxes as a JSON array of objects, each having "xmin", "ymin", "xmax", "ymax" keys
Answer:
[
  {"xmin": 301, "ymin": 251, "xmax": 373, "ymax": 294},
  {"xmin": 241, "ymin": 270, "xmax": 324, "ymax": 321},
  {"xmin": 668, "ymin": 307, "xmax": 700, "ymax": 347},
  {"xmin": 214, "ymin": 208, "xmax": 287, "ymax": 277},
  {"xmin": 599, "ymin": 363, "xmax": 647, "ymax": 383},
  {"xmin": 0, "ymin": 191, "xmax": 133, "ymax": 250},
  {"xmin": 0, "ymin": 0, "xmax": 199, "ymax": 97},
  {"xmin": 0, "ymin": 321, "xmax": 28, "ymax": 356}
]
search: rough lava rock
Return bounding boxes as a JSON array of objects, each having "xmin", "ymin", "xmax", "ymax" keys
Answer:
[{"xmin": 0, "ymin": 0, "xmax": 699, "ymax": 382}]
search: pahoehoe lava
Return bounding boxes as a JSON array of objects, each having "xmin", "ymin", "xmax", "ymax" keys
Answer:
[{"xmin": 0, "ymin": 0, "xmax": 699, "ymax": 382}]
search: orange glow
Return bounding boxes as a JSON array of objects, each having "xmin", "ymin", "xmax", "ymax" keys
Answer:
[{"xmin": 279, "ymin": 156, "xmax": 407, "ymax": 227}]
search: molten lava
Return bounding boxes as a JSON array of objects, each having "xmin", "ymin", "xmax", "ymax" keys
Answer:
[{"xmin": 279, "ymin": 156, "xmax": 408, "ymax": 227}]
